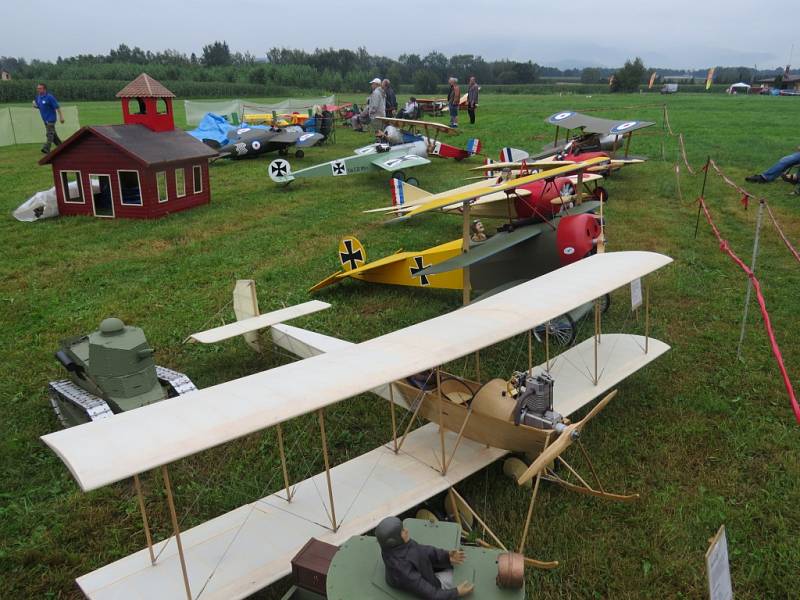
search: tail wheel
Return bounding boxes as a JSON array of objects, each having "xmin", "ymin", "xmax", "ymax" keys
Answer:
[
  {"xmin": 533, "ymin": 313, "xmax": 577, "ymax": 347},
  {"xmin": 294, "ymin": 149, "xmax": 305, "ymax": 159},
  {"xmin": 593, "ymin": 186, "xmax": 609, "ymax": 202},
  {"xmin": 391, "ymin": 170, "xmax": 406, "ymax": 182},
  {"xmin": 406, "ymin": 177, "xmax": 420, "ymax": 187}
]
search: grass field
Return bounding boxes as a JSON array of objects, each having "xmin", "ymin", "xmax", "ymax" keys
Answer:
[{"xmin": 1, "ymin": 92, "xmax": 799, "ymax": 599}]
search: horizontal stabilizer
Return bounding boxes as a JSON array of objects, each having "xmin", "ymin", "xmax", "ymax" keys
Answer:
[
  {"xmin": 372, "ymin": 153, "xmax": 430, "ymax": 172},
  {"xmin": 188, "ymin": 301, "xmax": 331, "ymax": 344}
]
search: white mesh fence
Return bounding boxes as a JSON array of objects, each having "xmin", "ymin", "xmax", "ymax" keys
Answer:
[{"xmin": 0, "ymin": 106, "xmax": 80, "ymax": 146}]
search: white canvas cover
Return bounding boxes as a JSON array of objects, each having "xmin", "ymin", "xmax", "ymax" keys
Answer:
[
  {"xmin": 242, "ymin": 96, "xmax": 335, "ymax": 117},
  {"xmin": 42, "ymin": 251, "xmax": 672, "ymax": 492},
  {"xmin": 184, "ymin": 96, "xmax": 337, "ymax": 125},
  {"xmin": 183, "ymin": 100, "xmax": 243, "ymax": 126}
]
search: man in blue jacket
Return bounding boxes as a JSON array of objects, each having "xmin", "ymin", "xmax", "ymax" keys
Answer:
[{"xmin": 33, "ymin": 83, "xmax": 64, "ymax": 153}]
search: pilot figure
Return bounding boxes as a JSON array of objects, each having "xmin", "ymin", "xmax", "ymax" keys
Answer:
[
  {"xmin": 376, "ymin": 516, "xmax": 474, "ymax": 600},
  {"xmin": 470, "ymin": 220, "xmax": 487, "ymax": 242}
]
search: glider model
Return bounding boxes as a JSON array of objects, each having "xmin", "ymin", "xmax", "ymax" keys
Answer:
[{"xmin": 41, "ymin": 252, "xmax": 671, "ymax": 599}]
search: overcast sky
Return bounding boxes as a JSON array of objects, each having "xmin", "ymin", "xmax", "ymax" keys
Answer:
[{"xmin": 4, "ymin": 0, "xmax": 798, "ymax": 69}]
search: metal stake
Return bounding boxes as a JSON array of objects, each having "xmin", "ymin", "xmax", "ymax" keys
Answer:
[
  {"xmin": 318, "ymin": 409, "xmax": 338, "ymax": 531},
  {"xmin": 162, "ymin": 466, "xmax": 192, "ymax": 600},
  {"xmin": 133, "ymin": 474, "xmax": 156, "ymax": 565},
  {"xmin": 737, "ymin": 199, "xmax": 765, "ymax": 360}
]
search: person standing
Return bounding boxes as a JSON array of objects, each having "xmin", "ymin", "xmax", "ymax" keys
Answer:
[
  {"xmin": 33, "ymin": 83, "xmax": 64, "ymax": 153},
  {"xmin": 352, "ymin": 78, "xmax": 386, "ymax": 132},
  {"xmin": 466, "ymin": 76, "xmax": 479, "ymax": 125},
  {"xmin": 383, "ymin": 79, "xmax": 397, "ymax": 118},
  {"xmin": 447, "ymin": 77, "xmax": 460, "ymax": 128}
]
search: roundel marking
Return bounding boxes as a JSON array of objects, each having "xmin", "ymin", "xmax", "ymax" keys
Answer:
[
  {"xmin": 251, "ymin": 140, "xmax": 261, "ymax": 151},
  {"xmin": 610, "ymin": 121, "xmax": 639, "ymax": 134},
  {"xmin": 551, "ymin": 111, "xmax": 574, "ymax": 122},
  {"xmin": 563, "ymin": 246, "xmax": 575, "ymax": 255},
  {"xmin": 236, "ymin": 128, "xmax": 251, "ymax": 135}
]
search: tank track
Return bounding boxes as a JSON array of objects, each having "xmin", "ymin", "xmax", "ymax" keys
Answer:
[
  {"xmin": 49, "ymin": 366, "xmax": 197, "ymax": 428},
  {"xmin": 48, "ymin": 379, "xmax": 115, "ymax": 428}
]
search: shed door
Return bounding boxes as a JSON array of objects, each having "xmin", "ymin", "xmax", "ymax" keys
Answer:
[{"xmin": 89, "ymin": 174, "xmax": 114, "ymax": 218}]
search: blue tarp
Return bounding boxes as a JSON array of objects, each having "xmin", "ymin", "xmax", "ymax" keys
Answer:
[{"xmin": 187, "ymin": 113, "xmax": 272, "ymax": 146}]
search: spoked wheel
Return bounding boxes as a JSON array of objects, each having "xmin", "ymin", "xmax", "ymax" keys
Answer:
[
  {"xmin": 294, "ymin": 149, "xmax": 305, "ymax": 159},
  {"xmin": 593, "ymin": 186, "xmax": 609, "ymax": 202},
  {"xmin": 533, "ymin": 313, "xmax": 577, "ymax": 347},
  {"xmin": 391, "ymin": 170, "xmax": 406, "ymax": 182},
  {"xmin": 406, "ymin": 176, "xmax": 419, "ymax": 187}
]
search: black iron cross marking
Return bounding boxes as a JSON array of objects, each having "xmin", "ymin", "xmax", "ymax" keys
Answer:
[
  {"xmin": 339, "ymin": 239, "xmax": 363, "ymax": 270},
  {"xmin": 332, "ymin": 161, "xmax": 346, "ymax": 175},
  {"xmin": 271, "ymin": 161, "xmax": 288, "ymax": 177},
  {"xmin": 410, "ymin": 256, "xmax": 430, "ymax": 285}
]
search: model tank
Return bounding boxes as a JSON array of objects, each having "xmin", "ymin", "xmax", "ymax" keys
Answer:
[{"xmin": 49, "ymin": 317, "xmax": 197, "ymax": 427}]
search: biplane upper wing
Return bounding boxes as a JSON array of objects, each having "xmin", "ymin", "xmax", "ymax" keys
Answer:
[
  {"xmin": 42, "ymin": 251, "xmax": 672, "ymax": 492},
  {"xmin": 418, "ymin": 201, "xmax": 602, "ymax": 277},
  {"xmin": 391, "ymin": 156, "xmax": 610, "ymax": 222},
  {"xmin": 545, "ymin": 111, "xmax": 655, "ymax": 136},
  {"xmin": 375, "ymin": 117, "xmax": 457, "ymax": 135},
  {"xmin": 371, "ymin": 153, "xmax": 430, "ymax": 172}
]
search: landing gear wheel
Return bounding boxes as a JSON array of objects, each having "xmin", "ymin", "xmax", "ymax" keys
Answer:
[
  {"xmin": 593, "ymin": 186, "xmax": 608, "ymax": 202},
  {"xmin": 533, "ymin": 313, "xmax": 577, "ymax": 347},
  {"xmin": 503, "ymin": 457, "xmax": 532, "ymax": 488},
  {"xmin": 391, "ymin": 171, "xmax": 406, "ymax": 182},
  {"xmin": 405, "ymin": 177, "xmax": 420, "ymax": 187},
  {"xmin": 294, "ymin": 149, "xmax": 305, "ymax": 159},
  {"xmin": 600, "ymin": 293, "xmax": 611, "ymax": 314},
  {"xmin": 278, "ymin": 147, "xmax": 289, "ymax": 156}
]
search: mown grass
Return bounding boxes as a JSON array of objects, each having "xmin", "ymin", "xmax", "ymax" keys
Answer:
[{"xmin": 1, "ymin": 93, "xmax": 798, "ymax": 599}]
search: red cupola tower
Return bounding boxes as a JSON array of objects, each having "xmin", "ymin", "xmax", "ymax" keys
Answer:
[{"xmin": 116, "ymin": 73, "xmax": 176, "ymax": 132}]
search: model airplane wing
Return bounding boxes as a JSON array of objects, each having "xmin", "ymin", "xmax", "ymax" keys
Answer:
[
  {"xmin": 187, "ymin": 300, "xmax": 331, "ymax": 344},
  {"xmin": 391, "ymin": 156, "xmax": 610, "ymax": 222},
  {"xmin": 371, "ymin": 153, "xmax": 430, "ymax": 172},
  {"xmin": 545, "ymin": 111, "xmax": 655, "ymax": 136},
  {"xmin": 42, "ymin": 251, "xmax": 671, "ymax": 492},
  {"xmin": 375, "ymin": 117, "xmax": 456, "ymax": 135}
]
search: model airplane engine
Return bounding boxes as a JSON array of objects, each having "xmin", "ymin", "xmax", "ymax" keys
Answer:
[
  {"xmin": 556, "ymin": 213, "xmax": 602, "ymax": 266},
  {"xmin": 511, "ymin": 372, "xmax": 564, "ymax": 430}
]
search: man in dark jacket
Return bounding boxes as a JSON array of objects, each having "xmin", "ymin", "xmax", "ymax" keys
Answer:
[
  {"xmin": 383, "ymin": 79, "xmax": 398, "ymax": 118},
  {"xmin": 376, "ymin": 516, "xmax": 474, "ymax": 600}
]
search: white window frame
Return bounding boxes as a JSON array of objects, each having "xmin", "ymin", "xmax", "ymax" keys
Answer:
[
  {"xmin": 88, "ymin": 173, "xmax": 115, "ymax": 219},
  {"xmin": 117, "ymin": 170, "xmax": 143, "ymax": 207},
  {"xmin": 157, "ymin": 171, "xmax": 168, "ymax": 203},
  {"xmin": 192, "ymin": 164, "xmax": 203, "ymax": 194},
  {"xmin": 175, "ymin": 167, "xmax": 186, "ymax": 198},
  {"xmin": 59, "ymin": 170, "xmax": 85, "ymax": 204}
]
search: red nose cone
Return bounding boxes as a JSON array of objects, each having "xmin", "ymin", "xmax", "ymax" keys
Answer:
[{"xmin": 556, "ymin": 213, "xmax": 601, "ymax": 265}]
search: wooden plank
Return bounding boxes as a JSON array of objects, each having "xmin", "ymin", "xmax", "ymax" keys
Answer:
[{"xmin": 76, "ymin": 423, "xmax": 507, "ymax": 600}]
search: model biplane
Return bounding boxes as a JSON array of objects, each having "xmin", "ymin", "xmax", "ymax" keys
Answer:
[
  {"xmin": 267, "ymin": 119, "xmax": 480, "ymax": 186},
  {"xmin": 496, "ymin": 111, "xmax": 655, "ymax": 174},
  {"xmin": 41, "ymin": 251, "xmax": 672, "ymax": 600}
]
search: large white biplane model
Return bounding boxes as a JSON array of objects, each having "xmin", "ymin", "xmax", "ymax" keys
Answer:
[{"xmin": 42, "ymin": 251, "xmax": 671, "ymax": 600}]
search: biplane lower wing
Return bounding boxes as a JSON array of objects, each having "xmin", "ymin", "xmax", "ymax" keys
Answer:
[
  {"xmin": 371, "ymin": 153, "xmax": 430, "ymax": 172},
  {"xmin": 72, "ymin": 332, "xmax": 668, "ymax": 600}
]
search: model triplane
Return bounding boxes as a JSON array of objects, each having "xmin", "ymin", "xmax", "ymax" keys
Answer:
[
  {"xmin": 41, "ymin": 251, "xmax": 671, "ymax": 600},
  {"xmin": 313, "ymin": 157, "xmax": 611, "ymax": 315},
  {"xmin": 268, "ymin": 119, "xmax": 480, "ymax": 186},
  {"xmin": 496, "ymin": 111, "xmax": 655, "ymax": 174}
]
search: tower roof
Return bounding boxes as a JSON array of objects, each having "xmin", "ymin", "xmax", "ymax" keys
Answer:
[{"xmin": 115, "ymin": 73, "xmax": 175, "ymax": 98}]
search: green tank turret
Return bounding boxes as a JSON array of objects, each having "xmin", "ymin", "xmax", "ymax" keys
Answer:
[{"xmin": 49, "ymin": 318, "xmax": 196, "ymax": 427}]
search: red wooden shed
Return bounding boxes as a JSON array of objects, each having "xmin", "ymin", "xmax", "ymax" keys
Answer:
[{"xmin": 39, "ymin": 74, "xmax": 217, "ymax": 219}]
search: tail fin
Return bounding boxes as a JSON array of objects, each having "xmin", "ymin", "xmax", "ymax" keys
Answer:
[
  {"xmin": 338, "ymin": 237, "xmax": 367, "ymax": 271},
  {"xmin": 499, "ymin": 147, "xmax": 530, "ymax": 162},
  {"xmin": 484, "ymin": 158, "xmax": 496, "ymax": 178},
  {"xmin": 465, "ymin": 138, "xmax": 481, "ymax": 156},
  {"xmin": 391, "ymin": 178, "xmax": 431, "ymax": 207}
]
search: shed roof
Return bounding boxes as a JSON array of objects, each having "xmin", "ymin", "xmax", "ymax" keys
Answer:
[
  {"xmin": 39, "ymin": 124, "xmax": 217, "ymax": 167},
  {"xmin": 116, "ymin": 73, "xmax": 175, "ymax": 98}
]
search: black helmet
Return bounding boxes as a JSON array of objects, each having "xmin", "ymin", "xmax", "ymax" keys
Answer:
[{"xmin": 375, "ymin": 517, "xmax": 404, "ymax": 550}]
